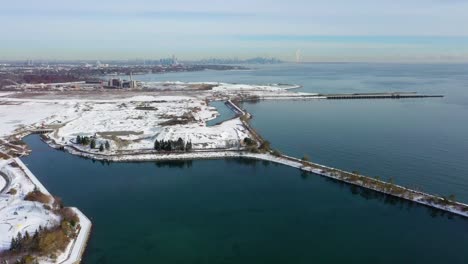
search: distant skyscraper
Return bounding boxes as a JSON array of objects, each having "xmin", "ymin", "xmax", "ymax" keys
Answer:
[{"xmin": 171, "ymin": 54, "xmax": 179, "ymax": 65}]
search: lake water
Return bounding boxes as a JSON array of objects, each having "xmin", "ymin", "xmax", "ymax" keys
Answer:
[
  {"xmin": 206, "ymin": 101, "xmax": 236, "ymax": 126},
  {"xmin": 21, "ymin": 135, "xmax": 468, "ymax": 263},
  {"xmin": 20, "ymin": 63, "xmax": 468, "ymax": 263}
]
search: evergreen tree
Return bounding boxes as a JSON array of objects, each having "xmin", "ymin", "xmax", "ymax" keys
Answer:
[
  {"xmin": 177, "ymin": 138, "xmax": 184, "ymax": 150},
  {"xmin": 105, "ymin": 140, "xmax": 110, "ymax": 150},
  {"xmin": 154, "ymin": 140, "xmax": 161, "ymax": 150},
  {"xmin": 11, "ymin": 237, "xmax": 16, "ymax": 250},
  {"xmin": 76, "ymin": 135, "xmax": 82, "ymax": 144},
  {"xmin": 154, "ymin": 139, "xmax": 192, "ymax": 152},
  {"xmin": 80, "ymin": 136, "xmax": 86, "ymax": 145},
  {"xmin": 186, "ymin": 141, "xmax": 192, "ymax": 151},
  {"xmin": 99, "ymin": 144, "xmax": 104, "ymax": 152},
  {"xmin": 90, "ymin": 139, "xmax": 96, "ymax": 149},
  {"xmin": 16, "ymin": 232, "xmax": 22, "ymax": 250},
  {"xmin": 259, "ymin": 140, "xmax": 270, "ymax": 151}
]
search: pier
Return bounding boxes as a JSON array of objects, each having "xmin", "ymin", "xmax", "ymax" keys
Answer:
[
  {"xmin": 30, "ymin": 129, "xmax": 54, "ymax": 134},
  {"xmin": 320, "ymin": 92, "xmax": 444, "ymax": 100},
  {"xmin": 261, "ymin": 153, "xmax": 468, "ymax": 218},
  {"xmin": 225, "ymin": 99, "xmax": 246, "ymax": 115}
]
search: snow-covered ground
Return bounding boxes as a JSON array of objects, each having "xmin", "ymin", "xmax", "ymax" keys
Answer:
[
  {"xmin": 0, "ymin": 81, "xmax": 314, "ymax": 154},
  {"xmin": 155, "ymin": 118, "xmax": 248, "ymax": 149},
  {"xmin": 0, "ymin": 159, "xmax": 59, "ymax": 251},
  {"xmin": 0, "ymin": 92, "xmax": 16, "ymax": 97},
  {"xmin": 0, "ymin": 101, "xmax": 76, "ymax": 137},
  {"xmin": 0, "ymin": 159, "xmax": 92, "ymax": 263},
  {"xmin": 43, "ymin": 96, "xmax": 249, "ymax": 152},
  {"xmin": 142, "ymin": 81, "xmax": 318, "ymax": 99},
  {"xmin": 0, "ymin": 175, "xmax": 5, "ymax": 191},
  {"xmin": 0, "ymin": 83, "xmax": 314, "ymax": 168}
]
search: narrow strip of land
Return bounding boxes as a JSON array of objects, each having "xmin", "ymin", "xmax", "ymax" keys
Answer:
[{"xmin": 320, "ymin": 92, "xmax": 443, "ymax": 99}]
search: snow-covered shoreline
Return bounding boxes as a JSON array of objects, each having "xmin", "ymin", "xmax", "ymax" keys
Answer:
[{"xmin": 51, "ymin": 208, "xmax": 91, "ymax": 264}]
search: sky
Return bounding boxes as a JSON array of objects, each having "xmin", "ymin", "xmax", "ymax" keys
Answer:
[{"xmin": 2, "ymin": 0, "xmax": 468, "ymax": 62}]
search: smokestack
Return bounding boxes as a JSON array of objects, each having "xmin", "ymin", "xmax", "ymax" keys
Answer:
[{"xmin": 295, "ymin": 49, "xmax": 301, "ymax": 63}]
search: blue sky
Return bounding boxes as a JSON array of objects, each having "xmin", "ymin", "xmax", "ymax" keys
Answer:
[{"xmin": 2, "ymin": 0, "xmax": 468, "ymax": 62}]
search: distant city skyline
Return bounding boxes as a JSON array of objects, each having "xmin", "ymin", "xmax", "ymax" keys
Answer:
[{"xmin": 2, "ymin": 0, "xmax": 468, "ymax": 62}]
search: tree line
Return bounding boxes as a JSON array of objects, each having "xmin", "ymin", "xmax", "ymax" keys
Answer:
[
  {"xmin": 76, "ymin": 135, "xmax": 110, "ymax": 151},
  {"xmin": 154, "ymin": 138, "xmax": 192, "ymax": 151}
]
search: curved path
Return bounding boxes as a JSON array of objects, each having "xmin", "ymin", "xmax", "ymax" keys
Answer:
[{"xmin": 0, "ymin": 171, "xmax": 10, "ymax": 194}]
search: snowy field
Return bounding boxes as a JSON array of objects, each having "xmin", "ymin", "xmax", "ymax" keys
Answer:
[
  {"xmin": 0, "ymin": 159, "xmax": 92, "ymax": 263},
  {"xmin": 0, "ymin": 160, "xmax": 60, "ymax": 251},
  {"xmin": 0, "ymin": 81, "xmax": 318, "ymax": 155},
  {"xmin": 142, "ymin": 81, "xmax": 318, "ymax": 99},
  {"xmin": 0, "ymin": 175, "xmax": 5, "ymax": 191},
  {"xmin": 155, "ymin": 118, "xmax": 249, "ymax": 149},
  {"xmin": 0, "ymin": 92, "xmax": 16, "ymax": 97},
  {"xmin": 46, "ymin": 96, "xmax": 249, "ymax": 151},
  {"xmin": 0, "ymin": 101, "xmax": 75, "ymax": 137}
]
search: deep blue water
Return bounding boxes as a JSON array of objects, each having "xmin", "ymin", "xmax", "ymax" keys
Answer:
[{"xmin": 21, "ymin": 135, "xmax": 468, "ymax": 263}]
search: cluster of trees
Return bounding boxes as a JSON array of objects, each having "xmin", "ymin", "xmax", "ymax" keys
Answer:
[
  {"xmin": 6, "ymin": 207, "xmax": 80, "ymax": 263},
  {"xmin": 10, "ymin": 230, "xmax": 35, "ymax": 252},
  {"xmin": 244, "ymin": 137, "xmax": 256, "ymax": 147},
  {"xmin": 98, "ymin": 141, "xmax": 110, "ymax": 152},
  {"xmin": 154, "ymin": 138, "xmax": 192, "ymax": 151},
  {"xmin": 76, "ymin": 135, "xmax": 110, "ymax": 151},
  {"xmin": 244, "ymin": 137, "xmax": 272, "ymax": 153},
  {"xmin": 8, "ymin": 225, "xmax": 71, "ymax": 262},
  {"xmin": 75, "ymin": 135, "xmax": 92, "ymax": 146}
]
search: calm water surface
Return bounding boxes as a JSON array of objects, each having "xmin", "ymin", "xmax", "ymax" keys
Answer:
[
  {"xmin": 21, "ymin": 136, "xmax": 468, "ymax": 263},
  {"xmin": 206, "ymin": 101, "xmax": 236, "ymax": 126}
]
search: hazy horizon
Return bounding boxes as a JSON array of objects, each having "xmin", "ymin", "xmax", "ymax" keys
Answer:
[{"xmin": 2, "ymin": 0, "xmax": 468, "ymax": 62}]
